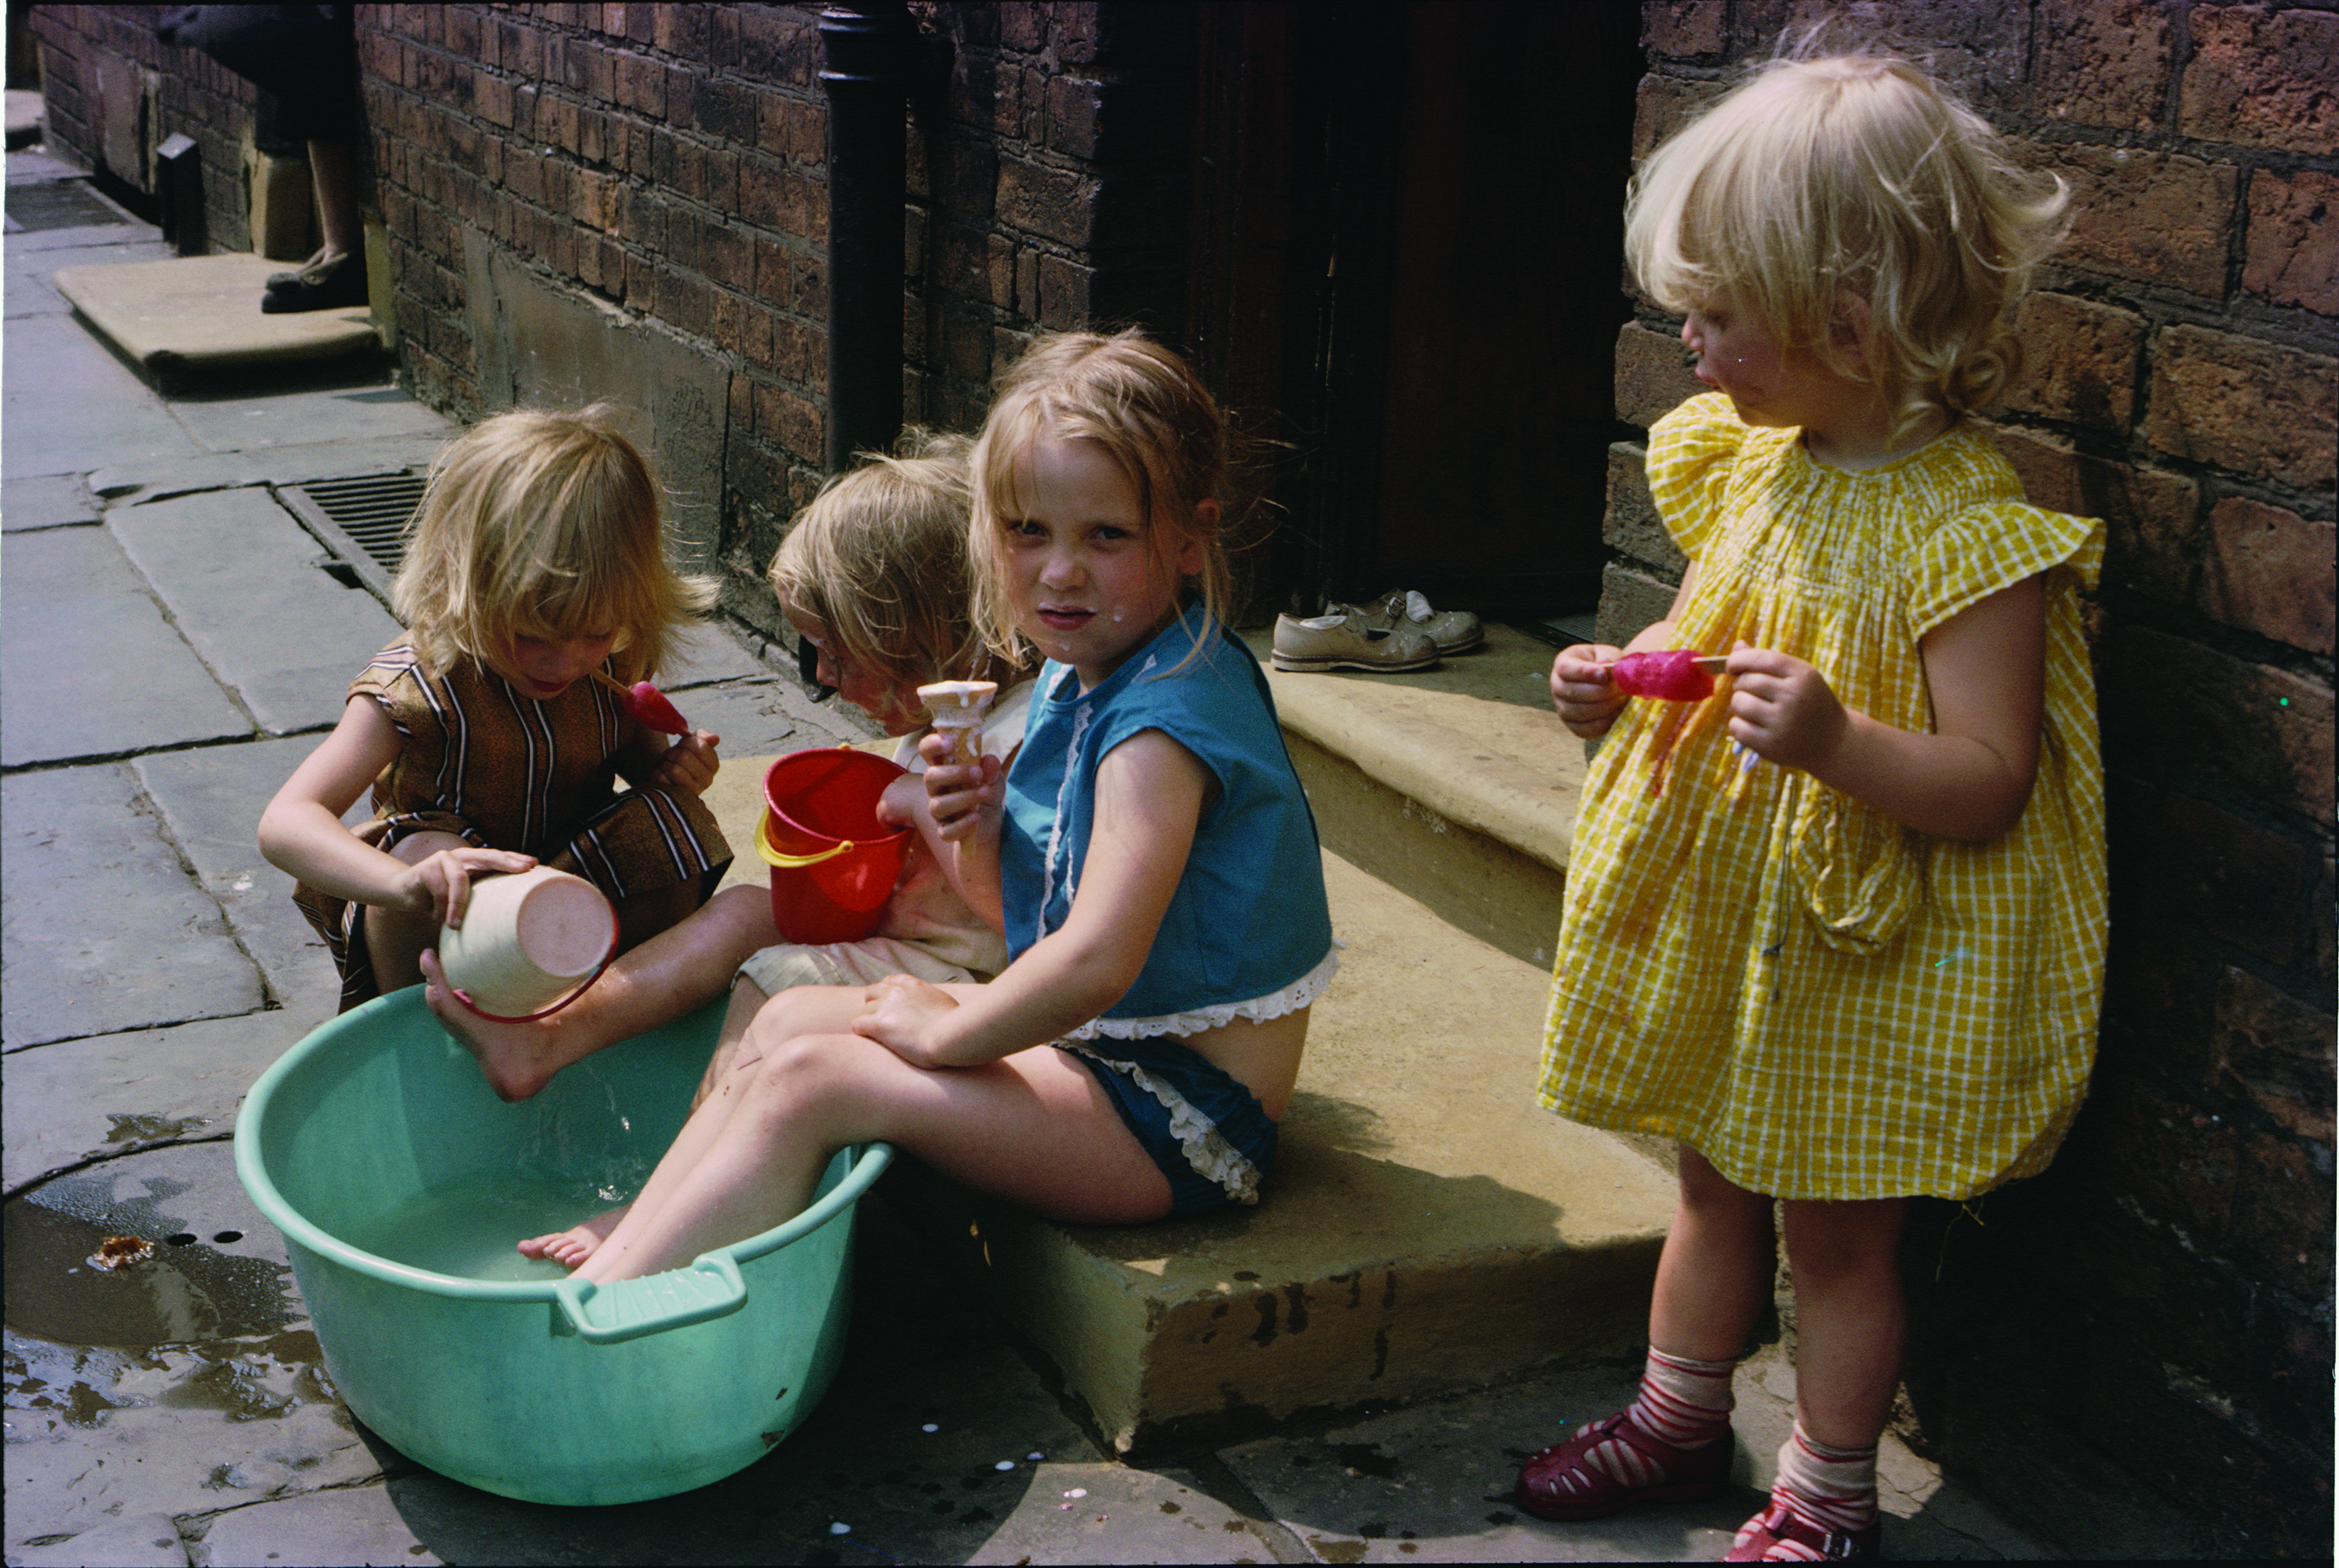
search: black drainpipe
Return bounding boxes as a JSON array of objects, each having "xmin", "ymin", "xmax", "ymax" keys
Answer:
[{"xmin": 818, "ymin": 3, "xmax": 924, "ymax": 474}]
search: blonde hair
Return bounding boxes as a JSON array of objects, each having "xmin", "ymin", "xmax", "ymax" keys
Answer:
[
  {"xmin": 1625, "ymin": 50, "xmax": 2068, "ymax": 432},
  {"xmin": 967, "ymin": 329, "xmax": 1233, "ymax": 668},
  {"xmin": 768, "ymin": 428, "xmax": 990, "ymax": 692},
  {"xmin": 393, "ymin": 405, "xmax": 715, "ymax": 678}
]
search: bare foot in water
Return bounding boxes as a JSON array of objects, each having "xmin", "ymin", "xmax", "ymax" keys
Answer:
[
  {"xmin": 518, "ymin": 1206, "xmax": 629, "ymax": 1268},
  {"xmin": 420, "ymin": 948, "xmax": 563, "ymax": 1102}
]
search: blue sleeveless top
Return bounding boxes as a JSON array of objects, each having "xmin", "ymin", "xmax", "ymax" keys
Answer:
[{"xmin": 1000, "ymin": 603, "xmax": 1337, "ymax": 1035}]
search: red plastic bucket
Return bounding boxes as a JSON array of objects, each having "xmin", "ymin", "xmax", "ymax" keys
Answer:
[{"xmin": 756, "ymin": 749, "xmax": 912, "ymax": 944}]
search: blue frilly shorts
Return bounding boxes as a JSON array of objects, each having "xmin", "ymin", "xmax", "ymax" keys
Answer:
[{"xmin": 1062, "ymin": 1035, "xmax": 1280, "ymax": 1216}]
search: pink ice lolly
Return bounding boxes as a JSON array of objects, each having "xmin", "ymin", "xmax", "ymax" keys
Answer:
[
  {"xmin": 624, "ymin": 681, "xmax": 690, "ymax": 735},
  {"xmin": 1610, "ymin": 650, "xmax": 1718, "ymax": 702}
]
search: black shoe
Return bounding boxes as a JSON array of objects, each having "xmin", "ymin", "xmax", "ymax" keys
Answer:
[
  {"xmin": 260, "ymin": 254, "xmax": 368, "ymax": 314},
  {"xmin": 265, "ymin": 248, "xmax": 335, "ymax": 293}
]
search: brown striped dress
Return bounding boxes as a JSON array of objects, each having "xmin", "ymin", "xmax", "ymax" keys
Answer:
[
  {"xmin": 294, "ymin": 640, "xmax": 731, "ymax": 1009},
  {"xmin": 1539, "ymin": 393, "xmax": 2107, "ymax": 1201}
]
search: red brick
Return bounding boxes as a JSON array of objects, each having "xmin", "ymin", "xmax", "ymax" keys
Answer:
[
  {"xmin": 2035, "ymin": 0, "xmax": 2171, "ymax": 131},
  {"xmin": 1999, "ymin": 292, "xmax": 2144, "ymax": 431},
  {"xmin": 758, "ymin": 91, "xmax": 822, "ymax": 163},
  {"xmin": 996, "ymin": 158, "xmax": 1097, "ymax": 247},
  {"xmin": 2212, "ymin": 967, "xmax": 2335, "ymax": 1143},
  {"xmin": 1643, "ymin": 0, "xmax": 1724, "ymax": 57},
  {"xmin": 1034, "ymin": 252, "xmax": 1096, "ymax": 330},
  {"xmin": 2231, "ymin": 1132, "xmax": 2334, "ymax": 1303},
  {"xmin": 702, "ymin": 223, "xmax": 754, "ymax": 293},
  {"xmin": 475, "ymin": 74, "xmax": 513, "ymax": 129},
  {"xmin": 654, "ymin": 3, "xmax": 709, "ymax": 59},
  {"xmin": 738, "ymin": 8, "xmax": 815, "ymax": 88},
  {"xmin": 2199, "ymin": 498, "xmax": 2336, "ymax": 655},
  {"xmin": 2180, "ymin": 5, "xmax": 2339, "ymax": 155},
  {"xmin": 2243, "ymin": 169, "xmax": 2339, "ymax": 316},
  {"xmin": 2107, "ymin": 625, "xmax": 2335, "ymax": 823},
  {"xmin": 2144, "ymin": 326, "xmax": 2339, "ymax": 491},
  {"xmin": 2086, "ymin": 1074, "xmax": 2239, "ymax": 1247},
  {"xmin": 1631, "ymin": 71, "xmax": 1726, "ymax": 164},
  {"xmin": 2038, "ymin": 143, "xmax": 2238, "ymax": 299},
  {"xmin": 998, "ymin": 2, "xmax": 1046, "ymax": 53},
  {"xmin": 1612, "ymin": 319, "xmax": 1703, "ymax": 428},
  {"xmin": 2143, "ymin": 789, "xmax": 2310, "ymax": 963},
  {"xmin": 615, "ymin": 50, "xmax": 664, "ymax": 118}
]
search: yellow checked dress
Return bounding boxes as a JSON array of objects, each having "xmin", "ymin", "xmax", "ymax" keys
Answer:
[{"xmin": 1540, "ymin": 394, "xmax": 2107, "ymax": 1200}]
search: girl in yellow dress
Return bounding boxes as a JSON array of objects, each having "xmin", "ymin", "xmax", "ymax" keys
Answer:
[{"xmin": 1521, "ymin": 52, "xmax": 2104, "ymax": 1562}]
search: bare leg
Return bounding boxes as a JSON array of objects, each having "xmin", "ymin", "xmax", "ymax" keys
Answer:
[
  {"xmin": 575, "ymin": 1026, "xmax": 1174, "ymax": 1283},
  {"xmin": 1778, "ymin": 1197, "xmax": 1909, "ymax": 1450},
  {"xmin": 306, "ymin": 137, "xmax": 363, "ymax": 259},
  {"xmin": 1647, "ymin": 1143, "xmax": 1777, "ymax": 1361},
  {"xmin": 425, "ymin": 883, "xmax": 779, "ymax": 1101},
  {"xmin": 364, "ymin": 831, "xmax": 473, "ymax": 994},
  {"xmin": 516, "ymin": 982, "xmax": 872, "ymax": 1261}
]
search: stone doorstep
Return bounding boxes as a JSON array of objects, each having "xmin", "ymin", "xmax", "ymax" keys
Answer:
[
  {"xmin": 706, "ymin": 753, "xmax": 1674, "ymax": 1460},
  {"xmin": 1247, "ymin": 623, "xmax": 1586, "ymax": 969},
  {"xmin": 51, "ymin": 254, "xmax": 380, "ymax": 384}
]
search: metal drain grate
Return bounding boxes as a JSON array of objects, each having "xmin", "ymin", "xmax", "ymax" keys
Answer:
[
  {"xmin": 3, "ymin": 179, "xmax": 132, "ymax": 232},
  {"xmin": 281, "ymin": 472, "xmax": 429, "ymax": 600}
]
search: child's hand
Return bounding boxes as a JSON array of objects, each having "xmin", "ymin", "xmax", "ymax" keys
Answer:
[
  {"xmin": 1551, "ymin": 644, "xmax": 1629, "ymax": 738},
  {"xmin": 919, "ymin": 731, "xmax": 1002, "ymax": 844},
  {"xmin": 648, "ymin": 730, "xmax": 721, "ymax": 796},
  {"xmin": 1725, "ymin": 641, "xmax": 1848, "ymax": 771},
  {"xmin": 394, "ymin": 847, "xmax": 538, "ymax": 928},
  {"xmin": 850, "ymin": 972, "xmax": 959, "ymax": 1068},
  {"xmin": 875, "ymin": 770, "xmax": 924, "ymax": 829}
]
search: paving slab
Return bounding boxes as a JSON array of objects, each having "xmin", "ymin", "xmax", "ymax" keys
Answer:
[
  {"xmin": 133, "ymin": 737, "xmax": 357, "ymax": 1006},
  {"xmin": 2, "ymin": 1007, "xmax": 327, "ymax": 1195},
  {"xmin": 52, "ymin": 255, "xmax": 380, "ymax": 382},
  {"xmin": 1, "ymin": 312, "xmax": 208, "ymax": 479},
  {"xmin": 1, "ymin": 519, "xmax": 145, "ymax": 599},
  {"xmin": 1, "ymin": 765, "xmax": 265, "ymax": 1049},
  {"xmin": 185, "ymin": 1487, "xmax": 440, "ymax": 1568},
  {"xmin": 666, "ymin": 677, "xmax": 867, "ymax": 766},
  {"xmin": 110, "ymin": 488, "xmax": 404, "ymax": 735},
  {"xmin": 7, "ymin": 1511, "xmax": 191, "ymax": 1568},
  {"xmin": 660, "ymin": 620, "xmax": 772, "ymax": 689},
  {"xmin": 7, "ymin": 238, "xmax": 176, "ymax": 319},
  {"xmin": 2, "ymin": 473, "xmax": 102, "ymax": 531},
  {"xmin": 165, "ymin": 382, "xmax": 456, "ymax": 457},
  {"xmin": 88, "ymin": 432, "xmax": 453, "ymax": 504},
  {"xmin": 3, "ymin": 1143, "xmax": 382, "ymax": 1548},
  {"xmin": 963, "ymin": 1461, "xmax": 1287, "ymax": 1564},
  {"xmin": 0, "ymin": 585, "xmax": 251, "ymax": 767}
]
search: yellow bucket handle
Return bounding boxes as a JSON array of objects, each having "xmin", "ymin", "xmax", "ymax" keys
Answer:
[{"xmin": 755, "ymin": 809, "xmax": 856, "ymax": 869}]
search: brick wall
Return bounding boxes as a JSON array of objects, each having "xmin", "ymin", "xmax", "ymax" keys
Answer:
[
  {"xmin": 1610, "ymin": 3, "xmax": 2334, "ymax": 1553},
  {"xmin": 358, "ymin": 1, "xmax": 1194, "ymax": 645},
  {"xmin": 29, "ymin": 4, "xmax": 281, "ymax": 254}
]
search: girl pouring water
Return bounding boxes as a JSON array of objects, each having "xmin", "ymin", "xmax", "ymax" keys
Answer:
[{"xmin": 260, "ymin": 406, "xmax": 728, "ymax": 1011}]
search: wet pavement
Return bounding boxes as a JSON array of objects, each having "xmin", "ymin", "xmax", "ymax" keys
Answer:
[{"xmin": 2, "ymin": 154, "xmax": 2201, "ymax": 1565}]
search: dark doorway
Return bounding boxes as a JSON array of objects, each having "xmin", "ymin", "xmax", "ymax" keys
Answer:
[{"xmin": 1188, "ymin": 1, "xmax": 1642, "ymax": 623}]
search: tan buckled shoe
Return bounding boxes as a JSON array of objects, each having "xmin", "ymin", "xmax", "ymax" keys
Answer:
[
  {"xmin": 1271, "ymin": 611, "xmax": 1439, "ymax": 673},
  {"xmin": 1330, "ymin": 589, "xmax": 1484, "ymax": 655}
]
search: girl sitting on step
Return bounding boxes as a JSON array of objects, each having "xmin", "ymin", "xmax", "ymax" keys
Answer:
[{"xmin": 519, "ymin": 328, "xmax": 1338, "ymax": 1283}]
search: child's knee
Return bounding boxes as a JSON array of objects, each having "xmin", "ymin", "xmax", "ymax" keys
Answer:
[{"xmin": 386, "ymin": 829, "xmax": 469, "ymax": 866}]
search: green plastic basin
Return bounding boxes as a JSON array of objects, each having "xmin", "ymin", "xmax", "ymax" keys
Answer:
[{"xmin": 234, "ymin": 988, "xmax": 892, "ymax": 1506}]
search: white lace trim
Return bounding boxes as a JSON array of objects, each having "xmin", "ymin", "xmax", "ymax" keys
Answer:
[
  {"xmin": 1067, "ymin": 1046, "xmax": 1264, "ymax": 1206},
  {"xmin": 1065, "ymin": 946, "xmax": 1341, "ymax": 1042}
]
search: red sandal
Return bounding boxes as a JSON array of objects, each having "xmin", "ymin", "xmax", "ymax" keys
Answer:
[
  {"xmin": 1515, "ymin": 1409, "xmax": 1732, "ymax": 1521},
  {"xmin": 1724, "ymin": 1497, "xmax": 1881, "ymax": 1561}
]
